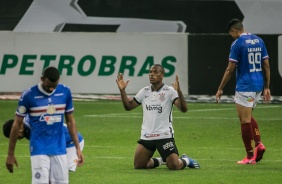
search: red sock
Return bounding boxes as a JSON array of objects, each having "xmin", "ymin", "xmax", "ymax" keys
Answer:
[
  {"xmin": 241, "ymin": 123, "xmax": 254, "ymax": 158},
  {"xmin": 251, "ymin": 117, "xmax": 261, "ymax": 147}
]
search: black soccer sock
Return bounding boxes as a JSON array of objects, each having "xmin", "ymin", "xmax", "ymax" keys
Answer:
[
  {"xmin": 152, "ymin": 158, "xmax": 161, "ymax": 168},
  {"xmin": 180, "ymin": 158, "xmax": 187, "ymax": 170}
]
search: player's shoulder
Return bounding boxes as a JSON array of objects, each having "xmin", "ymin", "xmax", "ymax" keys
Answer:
[
  {"xmin": 140, "ymin": 85, "xmax": 151, "ymax": 92},
  {"xmin": 56, "ymin": 83, "xmax": 71, "ymax": 89},
  {"xmin": 20, "ymin": 85, "xmax": 36, "ymax": 98},
  {"xmin": 161, "ymin": 85, "xmax": 171, "ymax": 90},
  {"xmin": 55, "ymin": 84, "xmax": 72, "ymax": 93}
]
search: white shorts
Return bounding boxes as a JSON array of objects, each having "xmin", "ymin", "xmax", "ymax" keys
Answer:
[
  {"xmin": 234, "ymin": 91, "xmax": 262, "ymax": 108},
  {"xmin": 31, "ymin": 154, "xmax": 68, "ymax": 184},
  {"xmin": 67, "ymin": 139, "xmax": 85, "ymax": 172}
]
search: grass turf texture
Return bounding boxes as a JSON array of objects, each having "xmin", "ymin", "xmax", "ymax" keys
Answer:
[{"xmin": 0, "ymin": 100, "xmax": 281, "ymax": 184}]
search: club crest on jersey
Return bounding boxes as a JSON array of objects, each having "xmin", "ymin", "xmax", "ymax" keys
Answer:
[
  {"xmin": 40, "ymin": 114, "xmax": 62, "ymax": 125},
  {"xmin": 159, "ymin": 93, "xmax": 165, "ymax": 101},
  {"xmin": 47, "ymin": 104, "xmax": 56, "ymax": 114}
]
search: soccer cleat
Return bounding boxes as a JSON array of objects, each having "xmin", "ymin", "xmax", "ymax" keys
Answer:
[
  {"xmin": 181, "ymin": 154, "xmax": 200, "ymax": 169},
  {"xmin": 254, "ymin": 143, "xmax": 266, "ymax": 162},
  {"xmin": 237, "ymin": 157, "xmax": 256, "ymax": 164}
]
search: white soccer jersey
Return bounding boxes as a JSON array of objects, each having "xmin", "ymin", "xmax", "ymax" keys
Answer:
[{"xmin": 134, "ymin": 84, "xmax": 178, "ymax": 140}]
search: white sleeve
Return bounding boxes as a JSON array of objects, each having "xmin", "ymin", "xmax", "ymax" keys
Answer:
[{"xmin": 134, "ymin": 87, "xmax": 145, "ymax": 104}]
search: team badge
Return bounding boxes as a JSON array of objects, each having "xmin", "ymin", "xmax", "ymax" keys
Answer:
[
  {"xmin": 159, "ymin": 93, "xmax": 165, "ymax": 101},
  {"xmin": 47, "ymin": 104, "xmax": 56, "ymax": 114}
]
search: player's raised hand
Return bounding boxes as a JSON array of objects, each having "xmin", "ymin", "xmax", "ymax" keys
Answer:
[
  {"xmin": 216, "ymin": 89, "xmax": 223, "ymax": 103},
  {"xmin": 6, "ymin": 155, "xmax": 18, "ymax": 173},
  {"xmin": 116, "ymin": 73, "xmax": 130, "ymax": 90},
  {"xmin": 172, "ymin": 75, "xmax": 181, "ymax": 92}
]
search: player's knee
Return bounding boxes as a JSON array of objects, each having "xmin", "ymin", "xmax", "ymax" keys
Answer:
[
  {"xmin": 166, "ymin": 162, "xmax": 178, "ymax": 170},
  {"xmin": 134, "ymin": 162, "xmax": 146, "ymax": 169}
]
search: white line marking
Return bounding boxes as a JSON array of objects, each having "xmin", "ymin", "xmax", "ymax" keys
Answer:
[
  {"xmin": 84, "ymin": 105, "xmax": 282, "ymax": 118},
  {"xmin": 0, "ymin": 154, "xmax": 281, "ymax": 162},
  {"xmin": 84, "ymin": 114, "xmax": 282, "ymax": 121}
]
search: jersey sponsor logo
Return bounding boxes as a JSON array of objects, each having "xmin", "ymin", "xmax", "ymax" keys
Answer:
[
  {"xmin": 54, "ymin": 93, "xmax": 64, "ymax": 96},
  {"xmin": 144, "ymin": 133, "xmax": 160, "ymax": 138},
  {"xmin": 162, "ymin": 141, "xmax": 174, "ymax": 150},
  {"xmin": 245, "ymin": 39, "xmax": 259, "ymax": 45},
  {"xmin": 145, "ymin": 105, "xmax": 162, "ymax": 113},
  {"xmin": 40, "ymin": 114, "xmax": 62, "ymax": 125},
  {"xmin": 34, "ymin": 96, "xmax": 44, "ymax": 99}
]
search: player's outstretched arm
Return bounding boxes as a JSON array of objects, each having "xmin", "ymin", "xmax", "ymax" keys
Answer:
[
  {"xmin": 172, "ymin": 75, "xmax": 187, "ymax": 112},
  {"xmin": 116, "ymin": 73, "xmax": 139, "ymax": 111}
]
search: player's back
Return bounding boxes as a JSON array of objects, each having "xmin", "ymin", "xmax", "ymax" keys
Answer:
[{"xmin": 233, "ymin": 33, "xmax": 268, "ymax": 92}]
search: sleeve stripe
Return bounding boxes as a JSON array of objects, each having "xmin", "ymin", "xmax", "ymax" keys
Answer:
[{"xmin": 133, "ymin": 97, "xmax": 141, "ymax": 104}]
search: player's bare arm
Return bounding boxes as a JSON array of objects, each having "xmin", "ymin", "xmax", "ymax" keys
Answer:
[
  {"xmin": 65, "ymin": 113, "xmax": 84, "ymax": 167},
  {"xmin": 116, "ymin": 73, "xmax": 139, "ymax": 111},
  {"xmin": 6, "ymin": 116, "xmax": 23, "ymax": 173},
  {"xmin": 172, "ymin": 75, "xmax": 187, "ymax": 112},
  {"xmin": 263, "ymin": 59, "xmax": 271, "ymax": 103},
  {"xmin": 216, "ymin": 62, "xmax": 236, "ymax": 103}
]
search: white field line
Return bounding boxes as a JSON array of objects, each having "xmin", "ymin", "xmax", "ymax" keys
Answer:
[
  {"xmin": 84, "ymin": 105, "xmax": 282, "ymax": 120},
  {"xmin": 84, "ymin": 115, "xmax": 282, "ymax": 121},
  {"xmin": 0, "ymin": 154, "xmax": 281, "ymax": 163},
  {"xmin": 1, "ymin": 144, "xmax": 281, "ymax": 162},
  {"xmin": 1, "ymin": 144, "xmax": 282, "ymax": 151}
]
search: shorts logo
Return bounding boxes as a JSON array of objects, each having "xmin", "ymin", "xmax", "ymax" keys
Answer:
[
  {"xmin": 247, "ymin": 96, "xmax": 254, "ymax": 102},
  {"xmin": 163, "ymin": 141, "xmax": 174, "ymax": 150},
  {"xmin": 35, "ymin": 172, "xmax": 41, "ymax": 179}
]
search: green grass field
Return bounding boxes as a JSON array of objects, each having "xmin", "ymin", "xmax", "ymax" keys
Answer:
[{"xmin": 0, "ymin": 100, "xmax": 281, "ymax": 184}]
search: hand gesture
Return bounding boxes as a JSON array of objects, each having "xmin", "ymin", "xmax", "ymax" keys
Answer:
[
  {"xmin": 116, "ymin": 73, "xmax": 130, "ymax": 90},
  {"xmin": 172, "ymin": 75, "xmax": 181, "ymax": 92},
  {"xmin": 6, "ymin": 155, "xmax": 18, "ymax": 173},
  {"xmin": 216, "ymin": 89, "xmax": 223, "ymax": 103}
]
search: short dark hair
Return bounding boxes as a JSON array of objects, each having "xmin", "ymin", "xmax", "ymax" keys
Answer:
[
  {"xmin": 152, "ymin": 64, "xmax": 165, "ymax": 75},
  {"xmin": 3, "ymin": 119, "xmax": 14, "ymax": 138},
  {"xmin": 227, "ymin": 18, "xmax": 243, "ymax": 32},
  {"xmin": 42, "ymin": 66, "xmax": 60, "ymax": 82}
]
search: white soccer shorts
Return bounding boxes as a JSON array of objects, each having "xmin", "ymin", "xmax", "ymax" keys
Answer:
[
  {"xmin": 31, "ymin": 154, "xmax": 68, "ymax": 184},
  {"xmin": 67, "ymin": 139, "xmax": 84, "ymax": 172},
  {"xmin": 234, "ymin": 91, "xmax": 262, "ymax": 108}
]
